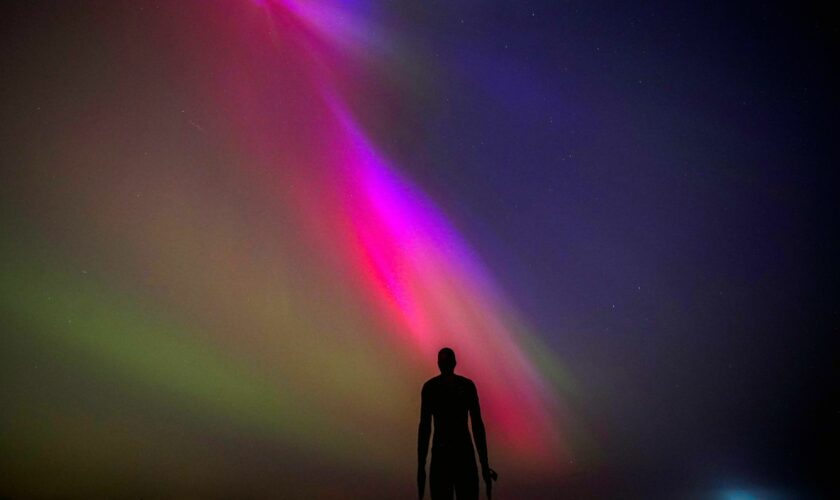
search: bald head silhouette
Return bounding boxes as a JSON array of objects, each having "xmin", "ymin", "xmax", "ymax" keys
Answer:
[{"xmin": 437, "ymin": 347, "xmax": 456, "ymax": 374}]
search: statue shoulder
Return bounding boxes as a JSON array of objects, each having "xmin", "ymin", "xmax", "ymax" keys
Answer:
[{"xmin": 422, "ymin": 375, "xmax": 442, "ymax": 391}]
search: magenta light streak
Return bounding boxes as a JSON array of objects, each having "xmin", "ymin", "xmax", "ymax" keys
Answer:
[
  {"xmin": 219, "ymin": 0, "xmax": 576, "ymax": 469},
  {"xmin": 324, "ymin": 98, "xmax": 566, "ymax": 460}
]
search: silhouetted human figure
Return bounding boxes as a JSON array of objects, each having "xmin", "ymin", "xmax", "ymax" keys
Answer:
[{"xmin": 418, "ymin": 348, "xmax": 495, "ymax": 499}]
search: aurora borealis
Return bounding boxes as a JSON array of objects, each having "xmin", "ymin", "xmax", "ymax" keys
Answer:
[
  {"xmin": 1, "ymin": 1, "xmax": 580, "ymax": 496},
  {"xmin": 1, "ymin": 1, "xmax": 833, "ymax": 498}
]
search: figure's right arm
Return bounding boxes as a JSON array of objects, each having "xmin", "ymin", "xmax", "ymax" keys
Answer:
[
  {"xmin": 417, "ymin": 383, "xmax": 431, "ymax": 499},
  {"xmin": 469, "ymin": 382, "xmax": 491, "ymax": 480}
]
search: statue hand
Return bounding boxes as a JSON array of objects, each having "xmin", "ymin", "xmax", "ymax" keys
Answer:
[
  {"xmin": 417, "ymin": 465, "xmax": 426, "ymax": 499},
  {"xmin": 482, "ymin": 466, "xmax": 498, "ymax": 486}
]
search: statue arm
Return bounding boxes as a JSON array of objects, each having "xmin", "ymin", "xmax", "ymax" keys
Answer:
[
  {"xmin": 418, "ymin": 384, "xmax": 432, "ymax": 466},
  {"xmin": 469, "ymin": 383, "xmax": 489, "ymax": 471},
  {"xmin": 417, "ymin": 384, "xmax": 432, "ymax": 499}
]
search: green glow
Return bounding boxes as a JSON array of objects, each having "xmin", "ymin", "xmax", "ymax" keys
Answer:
[{"xmin": 0, "ymin": 236, "xmax": 401, "ymax": 471}]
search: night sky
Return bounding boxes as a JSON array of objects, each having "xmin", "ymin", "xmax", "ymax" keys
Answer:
[{"xmin": 1, "ymin": 1, "xmax": 835, "ymax": 498}]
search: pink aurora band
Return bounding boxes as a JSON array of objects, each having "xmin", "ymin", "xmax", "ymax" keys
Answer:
[{"xmin": 233, "ymin": 0, "xmax": 577, "ymax": 469}]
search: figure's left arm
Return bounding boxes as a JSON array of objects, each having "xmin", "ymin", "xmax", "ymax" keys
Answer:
[{"xmin": 417, "ymin": 383, "xmax": 432, "ymax": 499}]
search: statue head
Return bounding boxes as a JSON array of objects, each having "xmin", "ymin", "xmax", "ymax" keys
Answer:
[{"xmin": 437, "ymin": 347, "xmax": 456, "ymax": 374}]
